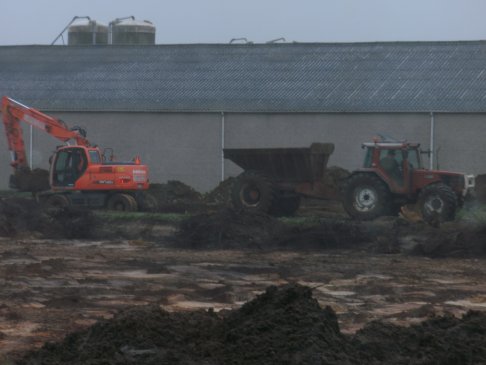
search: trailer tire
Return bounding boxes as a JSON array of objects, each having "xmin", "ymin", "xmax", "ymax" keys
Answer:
[
  {"xmin": 342, "ymin": 173, "xmax": 391, "ymax": 220},
  {"xmin": 107, "ymin": 193, "xmax": 137, "ymax": 212},
  {"xmin": 231, "ymin": 171, "xmax": 276, "ymax": 214},
  {"xmin": 418, "ymin": 183, "xmax": 457, "ymax": 224}
]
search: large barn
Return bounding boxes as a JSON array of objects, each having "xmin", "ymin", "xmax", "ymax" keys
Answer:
[{"xmin": 0, "ymin": 41, "xmax": 485, "ymax": 191}]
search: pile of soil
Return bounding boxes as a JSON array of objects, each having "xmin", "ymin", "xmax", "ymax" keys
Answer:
[
  {"xmin": 319, "ymin": 165, "xmax": 350, "ymax": 200},
  {"xmin": 390, "ymin": 220, "xmax": 486, "ymax": 258},
  {"xmin": 202, "ymin": 177, "xmax": 235, "ymax": 205},
  {"xmin": 174, "ymin": 208, "xmax": 486, "ymax": 257},
  {"xmin": 353, "ymin": 310, "xmax": 486, "ymax": 364},
  {"xmin": 148, "ymin": 181, "xmax": 205, "ymax": 212},
  {"xmin": 18, "ymin": 284, "xmax": 486, "ymax": 365},
  {"xmin": 174, "ymin": 208, "xmax": 288, "ymax": 249},
  {"xmin": 0, "ymin": 197, "xmax": 96, "ymax": 239},
  {"xmin": 277, "ymin": 219, "xmax": 371, "ymax": 249},
  {"xmin": 10, "ymin": 168, "xmax": 50, "ymax": 192}
]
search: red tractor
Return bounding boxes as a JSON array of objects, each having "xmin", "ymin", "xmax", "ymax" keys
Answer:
[
  {"xmin": 2, "ymin": 96, "xmax": 152, "ymax": 211},
  {"xmin": 342, "ymin": 139, "xmax": 475, "ymax": 224}
]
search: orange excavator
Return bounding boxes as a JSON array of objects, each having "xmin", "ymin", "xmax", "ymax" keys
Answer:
[{"xmin": 2, "ymin": 96, "xmax": 151, "ymax": 211}]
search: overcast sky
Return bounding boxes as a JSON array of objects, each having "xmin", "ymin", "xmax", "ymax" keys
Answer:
[{"xmin": 1, "ymin": 0, "xmax": 485, "ymax": 45}]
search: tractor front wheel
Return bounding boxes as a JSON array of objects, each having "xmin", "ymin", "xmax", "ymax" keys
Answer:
[
  {"xmin": 342, "ymin": 173, "xmax": 391, "ymax": 220},
  {"xmin": 418, "ymin": 183, "xmax": 457, "ymax": 224}
]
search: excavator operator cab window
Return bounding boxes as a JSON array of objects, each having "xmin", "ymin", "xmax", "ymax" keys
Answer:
[
  {"xmin": 52, "ymin": 148, "xmax": 87, "ymax": 187},
  {"xmin": 89, "ymin": 150, "xmax": 102, "ymax": 164}
]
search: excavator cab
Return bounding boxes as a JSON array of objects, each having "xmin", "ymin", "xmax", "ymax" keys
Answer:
[{"xmin": 51, "ymin": 147, "xmax": 88, "ymax": 187}]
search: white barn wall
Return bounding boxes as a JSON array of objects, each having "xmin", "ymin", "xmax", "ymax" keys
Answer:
[{"xmin": 434, "ymin": 113, "xmax": 486, "ymax": 175}]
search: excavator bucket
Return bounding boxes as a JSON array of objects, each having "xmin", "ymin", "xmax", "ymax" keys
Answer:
[{"xmin": 10, "ymin": 168, "xmax": 50, "ymax": 192}]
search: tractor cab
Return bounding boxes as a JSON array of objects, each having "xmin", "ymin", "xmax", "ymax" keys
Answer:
[{"xmin": 361, "ymin": 141, "xmax": 423, "ymax": 195}]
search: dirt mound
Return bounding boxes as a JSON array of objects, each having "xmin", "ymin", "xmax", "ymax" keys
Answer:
[
  {"xmin": 0, "ymin": 197, "xmax": 96, "ymax": 239},
  {"xmin": 17, "ymin": 284, "xmax": 357, "ymax": 365},
  {"xmin": 320, "ymin": 165, "xmax": 350, "ymax": 200},
  {"xmin": 174, "ymin": 207, "xmax": 373, "ymax": 250},
  {"xmin": 390, "ymin": 220, "xmax": 486, "ymax": 258},
  {"xmin": 354, "ymin": 310, "xmax": 486, "ymax": 364},
  {"xmin": 17, "ymin": 284, "xmax": 486, "ymax": 365},
  {"xmin": 148, "ymin": 180, "xmax": 204, "ymax": 212},
  {"xmin": 46, "ymin": 205, "xmax": 97, "ymax": 239},
  {"xmin": 174, "ymin": 208, "xmax": 287, "ymax": 249},
  {"xmin": 217, "ymin": 284, "xmax": 357, "ymax": 364},
  {"xmin": 277, "ymin": 219, "xmax": 371, "ymax": 249},
  {"xmin": 175, "ymin": 208, "xmax": 486, "ymax": 256},
  {"xmin": 10, "ymin": 168, "xmax": 50, "ymax": 192},
  {"xmin": 203, "ymin": 177, "xmax": 235, "ymax": 205}
]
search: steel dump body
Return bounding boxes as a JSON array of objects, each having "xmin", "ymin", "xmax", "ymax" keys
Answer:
[{"xmin": 224, "ymin": 143, "xmax": 335, "ymax": 184}]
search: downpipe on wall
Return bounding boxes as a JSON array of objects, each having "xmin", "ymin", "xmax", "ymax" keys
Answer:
[
  {"xmin": 429, "ymin": 112, "xmax": 434, "ymax": 170},
  {"xmin": 221, "ymin": 111, "xmax": 225, "ymax": 181}
]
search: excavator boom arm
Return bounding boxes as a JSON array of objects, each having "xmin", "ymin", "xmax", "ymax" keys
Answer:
[{"xmin": 2, "ymin": 96, "xmax": 89, "ymax": 169}]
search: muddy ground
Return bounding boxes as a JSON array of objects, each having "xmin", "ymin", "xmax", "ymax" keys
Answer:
[{"xmin": 0, "ymin": 196, "xmax": 486, "ymax": 363}]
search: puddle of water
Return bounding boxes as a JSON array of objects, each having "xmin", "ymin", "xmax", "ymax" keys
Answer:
[
  {"xmin": 370, "ymin": 302, "xmax": 428, "ymax": 316},
  {"xmin": 0, "ymin": 321, "xmax": 39, "ymax": 336},
  {"xmin": 445, "ymin": 299, "xmax": 486, "ymax": 309},
  {"xmin": 356, "ymin": 274, "xmax": 392, "ymax": 281},
  {"xmin": 164, "ymin": 301, "xmax": 235, "ymax": 311},
  {"xmin": 428, "ymin": 278, "xmax": 471, "ymax": 285}
]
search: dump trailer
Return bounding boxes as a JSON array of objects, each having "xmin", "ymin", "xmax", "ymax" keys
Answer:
[{"xmin": 224, "ymin": 143, "xmax": 335, "ymax": 216}]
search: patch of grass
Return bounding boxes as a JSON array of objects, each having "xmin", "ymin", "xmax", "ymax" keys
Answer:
[
  {"xmin": 96, "ymin": 211, "xmax": 327, "ymax": 228},
  {"xmin": 0, "ymin": 190, "xmax": 34, "ymax": 198},
  {"xmin": 94, "ymin": 211, "xmax": 188, "ymax": 224},
  {"xmin": 457, "ymin": 203, "xmax": 486, "ymax": 224},
  {"xmin": 278, "ymin": 215, "xmax": 323, "ymax": 228}
]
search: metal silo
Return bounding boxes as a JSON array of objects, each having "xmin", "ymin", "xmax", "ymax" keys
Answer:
[
  {"xmin": 110, "ymin": 17, "xmax": 155, "ymax": 45},
  {"xmin": 68, "ymin": 18, "xmax": 108, "ymax": 46}
]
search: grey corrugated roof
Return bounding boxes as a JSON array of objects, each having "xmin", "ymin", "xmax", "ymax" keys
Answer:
[{"xmin": 0, "ymin": 41, "xmax": 486, "ymax": 112}]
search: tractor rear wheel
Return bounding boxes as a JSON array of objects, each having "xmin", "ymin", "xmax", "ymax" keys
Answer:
[
  {"xmin": 418, "ymin": 183, "xmax": 457, "ymax": 224},
  {"xmin": 231, "ymin": 171, "xmax": 276, "ymax": 214},
  {"xmin": 107, "ymin": 193, "xmax": 138, "ymax": 212},
  {"xmin": 342, "ymin": 173, "xmax": 391, "ymax": 220}
]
